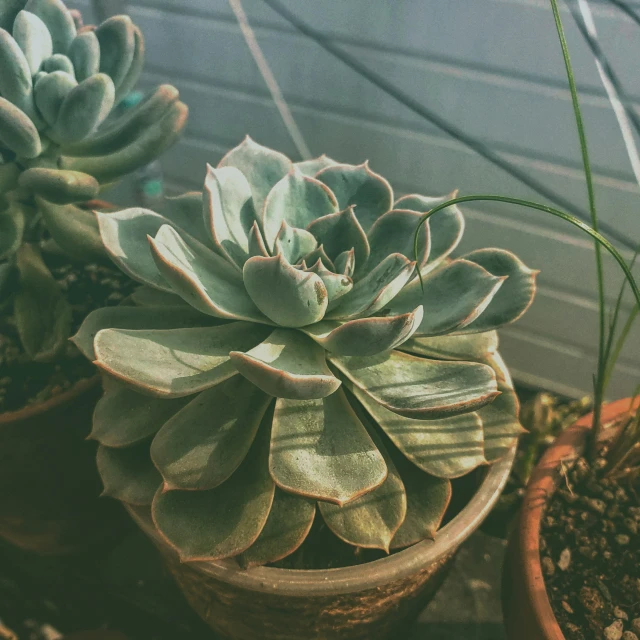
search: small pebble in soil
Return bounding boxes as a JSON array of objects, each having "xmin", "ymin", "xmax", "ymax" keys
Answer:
[
  {"xmin": 633, "ymin": 619, "xmax": 640, "ymax": 634},
  {"xmin": 614, "ymin": 607, "xmax": 629, "ymax": 621},
  {"xmin": 558, "ymin": 548, "xmax": 572, "ymax": 571},
  {"xmin": 542, "ymin": 556, "xmax": 555, "ymax": 576},
  {"xmin": 614, "ymin": 534, "xmax": 630, "ymax": 545},
  {"xmin": 604, "ymin": 620, "xmax": 624, "ymax": 640},
  {"xmin": 562, "ymin": 601, "xmax": 575, "ymax": 614},
  {"xmin": 623, "ymin": 632, "xmax": 639, "ymax": 640}
]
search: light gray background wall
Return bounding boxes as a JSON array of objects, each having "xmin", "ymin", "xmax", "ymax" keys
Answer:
[{"xmin": 70, "ymin": 0, "xmax": 640, "ymax": 398}]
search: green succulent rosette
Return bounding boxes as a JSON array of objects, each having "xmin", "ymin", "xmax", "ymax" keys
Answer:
[
  {"xmin": 75, "ymin": 137, "xmax": 537, "ymax": 565},
  {"xmin": 0, "ymin": 0, "xmax": 187, "ymax": 360}
]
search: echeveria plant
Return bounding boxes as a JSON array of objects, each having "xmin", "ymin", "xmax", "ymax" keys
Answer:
[
  {"xmin": 74, "ymin": 137, "xmax": 537, "ymax": 566},
  {"xmin": 0, "ymin": 0, "xmax": 187, "ymax": 360}
]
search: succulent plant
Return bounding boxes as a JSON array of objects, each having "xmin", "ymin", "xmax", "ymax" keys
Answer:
[
  {"xmin": 0, "ymin": 0, "xmax": 187, "ymax": 360},
  {"xmin": 74, "ymin": 137, "xmax": 537, "ymax": 566}
]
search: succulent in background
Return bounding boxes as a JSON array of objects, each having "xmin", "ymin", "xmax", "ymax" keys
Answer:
[
  {"xmin": 75, "ymin": 138, "xmax": 537, "ymax": 566},
  {"xmin": 0, "ymin": 0, "xmax": 187, "ymax": 361}
]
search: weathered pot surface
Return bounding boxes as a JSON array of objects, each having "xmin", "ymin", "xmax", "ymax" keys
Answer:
[
  {"xmin": 126, "ymin": 445, "xmax": 515, "ymax": 640},
  {"xmin": 0, "ymin": 376, "xmax": 127, "ymax": 555},
  {"xmin": 502, "ymin": 397, "xmax": 632, "ymax": 640}
]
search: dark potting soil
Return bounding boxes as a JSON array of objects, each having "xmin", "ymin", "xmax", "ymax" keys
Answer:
[
  {"xmin": 540, "ymin": 453, "xmax": 640, "ymax": 640},
  {"xmin": 0, "ymin": 262, "xmax": 135, "ymax": 413}
]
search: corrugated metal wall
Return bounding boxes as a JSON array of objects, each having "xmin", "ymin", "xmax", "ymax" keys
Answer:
[{"xmin": 71, "ymin": 0, "xmax": 640, "ymax": 398}]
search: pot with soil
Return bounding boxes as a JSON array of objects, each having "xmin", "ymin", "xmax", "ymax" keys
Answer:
[
  {"xmin": 0, "ymin": 0, "xmax": 187, "ymax": 553},
  {"xmin": 75, "ymin": 138, "xmax": 539, "ymax": 637},
  {"xmin": 503, "ymin": 398, "xmax": 640, "ymax": 640}
]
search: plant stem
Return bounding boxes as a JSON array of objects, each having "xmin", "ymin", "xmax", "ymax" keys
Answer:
[
  {"xmin": 550, "ymin": 0, "xmax": 605, "ymax": 455},
  {"xmin": 413, "ymin": 195, "xmax": 640, "ymax": 312}
]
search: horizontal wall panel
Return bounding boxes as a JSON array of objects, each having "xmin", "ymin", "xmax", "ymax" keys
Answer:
[
  {"xmin": 499, "ymin": 327, "xmax": 640, "ymax": 399},
  {"xmin": 131, "ymin": 5, "xmax": 640, "ymax": 182},
  {"xmin": 132, "ymin": 0, "xmax": 640, "ymax": 99}
]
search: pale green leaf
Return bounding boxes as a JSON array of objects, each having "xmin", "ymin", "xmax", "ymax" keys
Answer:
[
  {"xmin": 94, "ymin": 322, "xmax": 270, "ymax": 397},
  {"xmin": 230, "ymin": 328, "xmax": 341, "ymax": 399},
  {"xmin": 151, "ymin": 376, "xmax": 271, "ymax": 490},
  {"xmin": 270, "ymin": 389, "xmax": 387, "ymax": 505}
]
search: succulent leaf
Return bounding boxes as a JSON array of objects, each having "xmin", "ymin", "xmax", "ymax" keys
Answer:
[
  {"xmin": 300, "ymin": 244, "xmax": 335, "ymax": 271},
  {"xmin": 93, "ymin": 323, "xmax": 271, "ymax": 397},
  {"xmin": 0, "ymin": 1, "xmax": 27, "ymax": 32},
  {"xmin": 330, "ymin": 350, "xmax": 499, "ymax": 420},
  {"xmin": 13, "ymin": 10, "xmax": 52, "ymax": 75},
  {"xmin": 37, "ymin": 197, "xmax": 105, "ymax": 262},
  {"xmin": 293, "ymin": 154, "xmax": 338, "ymax": 177},
  {"xmin": 243, "ymin": 254, "xmax": 328, "ymax": 327},
  {"xmin": 270, "ymin": 389, "xmax": 387, "ymax": 505},
  {"xmin": 273, "ymin": 220, "xmax": 317, "ymax": 264},
  {"xmin": 151, "ymin": 376, "xmax": 271, "ymax": 491},
  {"xmin": 14, "ymin": 243, "xmax": 72, "ymax": 361},
  {"xmin": 92, "ymin": 378, "xmax": 190, "ymax": 448},
  {"xmin": 129, "ymin": 285, "xmax": 189, "ymax": 308},
  {"xmin": 204, "ymin": 164, "xmax": 256, "ymax": 266},
  {"xmin": 97, "ymin": 440, "xmax": 162, "ymax": 505},
  {"xmin": 305, "ymin": 259, "xmax": 352, "ymax": 306},
  {"xmin": 327, "ymin": 253, "xmax": 414, "ymax": 320},
  {"xmin": 218, "ymin": 136, "xmax": 291, "ymax": 215},
  {"xmin": 161, "ymin": 190, "xmax": 209, "ymax": 241},
  {"xmin": 33, "ymin": 69, "xmax": 77, "ymax": 125},
  {"xmin": 302, "ymin": 306, "xmax": 423, "ymax": 357},
  {"xmin": 334, "ymin": 248, "xmax": 355, "ymax": 277},
  {"xmin": 479, "ymin": 383, "xmax": 524, "ymax": 462},
  {"xmin": 247, "ymin": 220, "xmax": 269, "ymax": 258},
  {"xmin": 41, "ymin": 53, "xmax": 74, "ymax": 75},
  {"xmin": 389, "ymin": 453, "xmax": 452, "ymax": 549},
  {"xmin": 395, "ymin": 193, "xmax": 464, "ymax": 273},
  {"xmin": 72, "ymin": 304, "xmax": 219, "ymax": 360},
  {"xmin": 393, "ymin": 259, "xmax": 506, "ymax": 336},
  {"xmin": 95, "ymin": 15, "xmax": 135, "ymax": 94},
  {"xmin": 349, "ymin": 383, "xmax": 485, "ymax": 478},
  {"xmin": 367, "ymin": 208, "xmax": 430, "ymax": 268},
  {"xmin": 24, "ymin": 0, "xmax": 76, "ymax": 54},
  {"xmin": 230, "ymin": 328, "xmax": 341, "ymax": 400},
  {"xmin": 401, "ymin": 330, "xmax": 499, "ymax": 362},
  {"xmin": 0, "ymin": 28, "xmax": 32, "ymax": 104},
  {"xmin": 317, "ymin": 162, "xmax": 393, "ymax": 232},
  {"xmin": 53, "ymin": 72, "xmax": 115, "ymax": 143},
  {"xmin": 115, "ymin": 24, "xmax": 143, "ymax": 103},
  {"xmin": 152, "ymin": 422, "xmax": 275, "ymax": 561},
  {"xmin": 237, "ymin": 489, "xmax": 316, "ymax": 568},
  {"xmin": 306, "ymin": 206, "xmax": 369, "ymax": 273},
  {"xmin": 0, "ymin": 96, "xmax": 41, "ymax": 158},
  {"xmin": 150, "ymin": 224, "xmax": 267, "ymax": 322},
  {"xmin": 97, "ymin": 208, "xmax": 183, "ymax": 292},
  {"xmin": 67, "ymin": 30, "xmax": 100, "ymax": 82},
  {"xmin": 0, "ymin": 200, "xmax": 25, "ymax": 259},
  {"xmin": 20, "ymin": 167, "xmax": 98, "ymax": 204},
  {"xmin": 262, "ymin": 168, "xmax": 337, "ymax": 251},
  {"xmin": 457, "ymin": 248, "xmax": 538, "ymax": 333},
  {"xmin": 319, "ymin": 411, "xmax": 406, "ymax": 552},
  {"xmin": 61, "ymin": 99, "xmax": 188, "ymax": 183}
]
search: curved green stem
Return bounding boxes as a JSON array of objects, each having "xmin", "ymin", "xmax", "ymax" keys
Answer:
[
  {"xmin": 550, "ymin": 0, "xmax": 605, "ymax": 449},
  {"xmin": 413, "ymin": 195, "xmax": 640, "ymax": 311}
]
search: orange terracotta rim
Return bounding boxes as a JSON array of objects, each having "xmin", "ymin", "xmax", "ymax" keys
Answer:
[
  {"xmin": 0, "ymin": 375, "xmax": 100, "ymax": 426},
  {"xmin": 515, "ymin": 397, "xmax": 637, "ymax": 640}
]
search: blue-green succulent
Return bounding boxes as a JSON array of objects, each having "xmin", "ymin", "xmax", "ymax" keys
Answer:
[
  {"xmin": 75, "ymin": 138, "xmax": 537, "ymax": 566},
  {"xmin": 0, "ymin": 0, "xmax": 187, "ymax": 361}
]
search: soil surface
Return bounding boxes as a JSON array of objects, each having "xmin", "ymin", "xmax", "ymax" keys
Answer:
[
  {"xmin": 541, "ymin": 453, "xmax": 640, "ymax": 639},
  {"xmin": 0, "ymin": 262, "xmax": 135, "ymax": 413}
]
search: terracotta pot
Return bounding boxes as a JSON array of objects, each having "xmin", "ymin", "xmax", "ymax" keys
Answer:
[
  {"xmin": 0, "ymin": 377, "xmax": 127, "ymax": 554},
  {"xmin": 125, "ymin": 446, "xmax": 514, "ymax": 640},
  {"xmin": 502, "ymin": 397, "xmax": 633, "ymax": 640}
]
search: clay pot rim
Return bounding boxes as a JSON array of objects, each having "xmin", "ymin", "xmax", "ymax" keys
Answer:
[
  {"xmin": 127, "ymin": 443, "xmax": 515, "ymax": 597},
  {"xmin": 514, "ymin": 397, "xmax": 636, "ymax": 640},
  {"xmin": 0, "ymin": 375, "xmax": 100, "ymax": 426}
]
